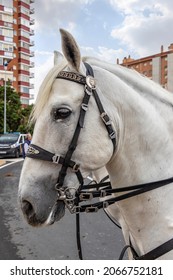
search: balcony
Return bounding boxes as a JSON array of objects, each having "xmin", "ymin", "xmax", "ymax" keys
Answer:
[
  {"xmin": 29, "ymin": 83, "xmax": 34, "ymax": 89},
  {"xmin": 30, "ymin": 29, "xmax": 34, "ymax": 36},
  {"xmin": 29, "ymin": 40, "xmax": 34, "ymax": 47},
  {"xmin": 29, "ymin": 94, "xmax": 34, "ymax": 100},
  {"xmin": 29, "ymin": 61, "xmax": 35, "ymax": 68},
  {"xmin": 30, "ymin": 72, "xmax": 34, "ymax": 78},
  {"xmin": 30, "ymin": 19, "xmax": 35, "ymax": 25},
  {"xmin": 29, "ymin": 50, "xmax": 35, "ymax": 57},
  {"xmin": 30, "ymin": 8, "xmax": 35, "ymax": 14}
]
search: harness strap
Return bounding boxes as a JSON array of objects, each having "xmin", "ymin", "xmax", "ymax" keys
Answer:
[
  {"xmin": 137, "ymin": 238, "xmax": 173, "ymax": 260},
  {"xmin": 84, "ymin": 62, "xmax": 116, "ymax": 150},
  {"xmin": 26, "ymin": 144, "xmax": 83, "ymax": 185},
  {"xmin": 56, "ymin": 82, "xmax": 92, "ymax": 187},
  {"xmin": 77, "ymin": 176, "xmax": 173, "ymax": 212}
]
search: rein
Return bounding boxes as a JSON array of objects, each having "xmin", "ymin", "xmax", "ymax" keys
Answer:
[{"xmin": 26, "ymin": 62, "xmax": 173, "ymax": 260}]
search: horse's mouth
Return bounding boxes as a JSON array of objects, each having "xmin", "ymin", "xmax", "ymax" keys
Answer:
[{"xmin": 45, "ymin": 200, "xmax": 65, "ymax": 226}]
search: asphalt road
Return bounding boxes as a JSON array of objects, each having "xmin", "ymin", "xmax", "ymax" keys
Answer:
[{"xmin": 0, "ymin": 160, "xmax": 126, "ymax": 260}]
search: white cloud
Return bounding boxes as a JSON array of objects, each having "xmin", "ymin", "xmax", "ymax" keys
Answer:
[
  {"xmin": 81, "ymin": 45, "xmax": 128, "ymax": 63},
  {"xmin": 34, "ymin": 0, "xmax": 94, "ymax": 32},
  {"xmin": 31, "ymin": 0, "xmax": 173, "ymax": 101},
  {"xmin": 109, "ymin": 0, "xmax": 173, "ymax": 57}
]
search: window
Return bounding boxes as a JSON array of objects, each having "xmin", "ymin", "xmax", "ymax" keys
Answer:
[
  {"xmin": 20, "ymin": 64, "xmax": 29, "ymax": 71},
  {"xmin": 21, "ymin": 0, "xmax": 30, "ymax": 4},
  {"xmin": 4, "ymin": 36, "xmax": 13, "ymax": 43},
  {"xmin": 20, "ymin": 7, "xmax": 30, "ymax": 16},
  {"xmin": 21, "ymin": 30, "xmax": 30, "ymax": 39},
  {"xmin": 2, "ymin": 14, "xmax": 13, "ymax": 23},
  {"xmin": 20, "ymin": 98, "xmax": 29, "ymax": 105},
  {"xmin": 0, "ymin": 43, "xmax": 13, "ymax": 52},
  {"xmin": 20, "ymin": 18, "xmax": 30, "ymax": 27},
  {"xmin": 20, "ymin": 41, "xmax": 29, "ymax": 49},
  {"xmin": 2, "ymin": 28, "xmax": 13, "ymax": 37},
  {"xmin": 20, "ymin": 86, "xmax": 29, "ymax": 94},
  {"xmin": 20, "ymin": 53, "xmax": 30, "ymax": 60},
  {"xmin": 19, "ymin": 75, "xmax": 29, "ymax": 82}
]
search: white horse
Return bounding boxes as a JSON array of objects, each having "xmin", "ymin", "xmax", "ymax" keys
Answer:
[{"xmin": 19, "ymin": 29, "xmax": 173, "ymax": 259}]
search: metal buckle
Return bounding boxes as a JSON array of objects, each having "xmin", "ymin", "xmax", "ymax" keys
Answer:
[
  {"xmin": 81, "ymin": 103, "xmax": 88, "ymax": 111},
  {"xmin": 56, "ymin": 188, "xmax": 66, "ymax": 200},
  {"xmin": 100, "ymin": 190, "xmax": 107, "ymax": 197},
  {"xmin": 109, "ymin": 131, "xmax": 116, "ymax": 139},
  {"xmin": 72, "ymin": 163, "xmax": 80, "ymax": 172},
  {"xmin": 64, "ymin": 187, "xmax": 76, "ymax": 202},
  {"xmin": 85, "ymin": 84, "xmax": 92, "ymax": 95},
  {"xmin": 71, "ymin": 205, "xmax": 80, "ymax": 214},
  {"xmin": 52, "ymin": 154, "xmax": 60, "ymax": 164},
  {"xmin": 85, "ymin": 206, "xmax": 98, "ymax": 213},
  {"xmin": 101, "ymin": 112, "xmax": 111, "ymax": 125},
  {"xmin": 103, "ymin": 201, "xmax": 109, "ymax": 208},
  {"xmin": 79, "ymin": 192, "xmax": 93, "ymax": 201},
  {"xmin": 86, "ymin": 75, "xmax": 96, "ymax": 89}
]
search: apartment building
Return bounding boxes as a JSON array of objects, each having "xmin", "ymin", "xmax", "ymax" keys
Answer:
[
  {"xmin": 0, "ymin": 0, "xmax": 34, "ymax": 106},
  {"xmin": 119, "ymin": 44, "xmax": 173, "ymax": 93}
]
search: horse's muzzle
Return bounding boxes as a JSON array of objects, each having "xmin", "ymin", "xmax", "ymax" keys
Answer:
[{"xmin": 20, "ymin": 198, "xmax": 65, "ymax": 227}]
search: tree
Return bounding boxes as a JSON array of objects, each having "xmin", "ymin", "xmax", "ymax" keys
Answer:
[
  {"xmin": 18, "ymin": 104, "xmax": 34, "ymax": 134},
  {"xmin": 0, "ymin": 83, "xmax": 34, "ymax": 133}
]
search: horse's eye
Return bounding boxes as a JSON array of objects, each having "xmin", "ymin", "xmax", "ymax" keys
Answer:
[{"xmin": 52, "ymin": 107, "xmax": 72, "ymax": 121}]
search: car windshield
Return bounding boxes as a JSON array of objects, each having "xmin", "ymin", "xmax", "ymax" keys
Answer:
[{"xmin": 0, "ymin": 134, "xmax": 19, "ymax": 144}]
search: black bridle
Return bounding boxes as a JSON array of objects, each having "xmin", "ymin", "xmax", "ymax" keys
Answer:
[
  {"xmin": 26, "ymin": 62, "xmax": 173, "ymax": 260},
  {"xmin": 27, "ymin": 62, "xmax": 116, "ymax": 212}
]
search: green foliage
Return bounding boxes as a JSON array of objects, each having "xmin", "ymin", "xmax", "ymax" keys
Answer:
[
  {"xmin": 0, "ymin": 84, "xmax": 34, "ymax": 134},
  {"xmin": 18, "ymin": 104, "xmax": 34, "ymax": 134}
]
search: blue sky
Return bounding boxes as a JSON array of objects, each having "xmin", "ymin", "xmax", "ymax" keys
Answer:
[{"xmin": 31, "ymin": 0, "xmax": 173, "ymax": 99}]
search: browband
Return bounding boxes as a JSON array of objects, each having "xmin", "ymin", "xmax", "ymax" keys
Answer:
[{"xmin": 56, "ymin": 71, "xmax": 86, "ymax": 85}]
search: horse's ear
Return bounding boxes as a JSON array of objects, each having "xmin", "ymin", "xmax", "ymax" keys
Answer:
[
  {"xmin": 60, "ymin": 28, "xmax": 81, "ymax": 72},
  {"xmin": 54, "ymin": 51, "xmax": 64, "ymax": 66}
]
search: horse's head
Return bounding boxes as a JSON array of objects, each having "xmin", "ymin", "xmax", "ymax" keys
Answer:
[{"xmin": 18, "ymin": 29, "xmax": 115, "ymax": 227}]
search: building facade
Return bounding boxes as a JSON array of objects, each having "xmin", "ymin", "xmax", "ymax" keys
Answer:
[
  {"xmin": 120, "ymin": 44, "xmax": 173, "ymax": 93},
  {"xmin": 0, "ymin": 0, "xmax": 34, "ymax": 106}
]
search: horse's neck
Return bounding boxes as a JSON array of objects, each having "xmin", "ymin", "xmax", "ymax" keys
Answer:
[{"xmin": 104, "ymin": 81, "xmax": 173, "ymax": 258}]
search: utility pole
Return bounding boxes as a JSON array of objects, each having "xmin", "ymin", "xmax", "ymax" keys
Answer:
[{"xmin": 4, "ymin": 59, "xmax": 8, "ymax": 134}]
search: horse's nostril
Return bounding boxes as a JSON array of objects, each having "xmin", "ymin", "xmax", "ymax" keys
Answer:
[{"xmin": 22, "ymin": 200, "xmax": 35, "ymax": 217}]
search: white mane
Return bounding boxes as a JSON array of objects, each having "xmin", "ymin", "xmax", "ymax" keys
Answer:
[{"xmin": 84, "ymin": 56, "xmax": 173, "ymax": 105}]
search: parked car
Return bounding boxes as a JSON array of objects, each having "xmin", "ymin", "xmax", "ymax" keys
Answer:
[{"xmin": 0, "ymin": 133, "xmax": 27, "ymax": 158}]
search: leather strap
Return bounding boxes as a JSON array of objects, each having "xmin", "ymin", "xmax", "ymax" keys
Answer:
[{"xmin": 138, "ymin": 238, "xmax": 173, "ymax": 260}]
